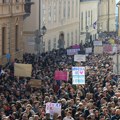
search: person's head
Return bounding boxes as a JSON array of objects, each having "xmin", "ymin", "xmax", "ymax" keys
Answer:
[
  {"xmin": 79, "ymin": 114, "xmax": 85, "ymax": 120},
  {"xmin": 26, "ymin": 104, "xmax": 32, "ymax": 111},
  {"xmin": 115, "ymin": 109, "xmax": 120, "ymax": 115},
  {"xmin": 33, "ymin": 115, "xmax": 39, "ymax": 120},
  {"xmin": 66, "ymin": 110, "xmax": 72, "ymax": 117},
  {"xmin": 94, "ymin": 110, "xmax": 99, "ymax": 117},
  {"xmin": 22, "ymin": 113, "xmax": 28, "ymax": 120},
  {"xmin": 90, "ymin": 113, "xmax": 95, "ymax": 120},
  {"xmin": 78, "ymin": 102, "xmax": 84, "ymax": 110},
  {"xmin": 56, "ymin": 115, "xmax": 62, "ymax": 120},
  {"xmin": 53, "ymin": 113, "xmax": 58, "ymax": 119},
  {"xmin": 45, "ymin": 113, "xmax": 50, "ymax": 119},
  {"xmin": 99, "ymin": 115, "xmax": 105, "ymax": 120},
  {"xmin": 11, "ymin": 104, "xmax": 16, "ymax": 111}
]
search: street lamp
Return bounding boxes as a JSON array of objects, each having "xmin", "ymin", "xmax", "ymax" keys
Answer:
[
  {"xmin": 98, "ymin": 26, "xmax": 102, "ymax": 38},
  {"xmin": 35, "ymin": 26, "xmax": 47, "ymax": 55}
]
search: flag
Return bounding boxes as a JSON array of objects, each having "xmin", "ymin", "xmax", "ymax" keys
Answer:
[{"xmin": 93, "ymin": 21, "xmax": 97, "ymax": 29}]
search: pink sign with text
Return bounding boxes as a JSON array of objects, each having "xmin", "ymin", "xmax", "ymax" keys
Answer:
[{"xmin": 54, "ymin": 70, "xmax": 69, "ymax": 81}]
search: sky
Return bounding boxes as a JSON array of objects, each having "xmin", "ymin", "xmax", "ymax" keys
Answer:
[{"xmin": 116, "ymin": 0, "xmax": 119, "ymax": 15}]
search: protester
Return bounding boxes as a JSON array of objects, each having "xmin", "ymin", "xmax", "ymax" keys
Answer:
[{"xmin": 0, "ymin": 44, "xmax": 120, "ymax": 120}]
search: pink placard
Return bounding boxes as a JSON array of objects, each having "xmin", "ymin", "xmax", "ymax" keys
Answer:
[
  {"xmin": 103, "ymin": 44, "xmax": 112, "ymax": 54},
  {"xmin": 54, "ymin": 70, "xmax": 68, "ymax": 81},
  {"xmin": 72, "ymin": 44, "xmax": 80, "ymax": 49}
]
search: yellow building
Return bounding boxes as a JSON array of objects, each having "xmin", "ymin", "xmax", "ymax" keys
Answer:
[
  {"xmin": 23, "ymin": 0, "xmax": 80, "ymax": 53},
  {"xmin": 98, "ymin": 0, "xmax": 116, "ymax": 32},
  {"xmin": 0, "ymin": 0, "xmax": 25, "ymax": 64}
]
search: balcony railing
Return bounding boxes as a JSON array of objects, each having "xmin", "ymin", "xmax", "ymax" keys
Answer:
[{"xmin": 0, "ymin": 2, "xmax": 25, "ymax": 17}]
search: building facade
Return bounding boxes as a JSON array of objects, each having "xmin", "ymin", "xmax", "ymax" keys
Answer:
[
  {"xmin": 0, "ymin": 0, "xmax": 25, "ymax": 64},
  {"xmin": 23, "ymin": 0, "xmax": 80, "ymax": 53},
  {"xmin": 117, "ymin": 1, "xmax": 120, "ymax": 36},
  {"xmin": 80, "ymin": 0, "xmax": 99, "ymax": 44},
  {"xmin": 98, "ymin": 0, "xmax": 116, "ymax": 32}
]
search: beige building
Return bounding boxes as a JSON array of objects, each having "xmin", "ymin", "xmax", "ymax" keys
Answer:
[
  {"xmin": 80, "ymin": 0, "xmax": 99, "ymax": 44},
  {"xmin": 0, "ymin": 0, "xmax": 25, "ymax": 64},
  {"xmin": 23, "ymin": 0, "xmax": 80, "ymax": 53},
  {"xmin": 117, "ymin": 1, "xmax": 120, "ymax": 36},
  {"xmin": 98, "ymin": 0, "xmax": 116, "ymax": 32}
]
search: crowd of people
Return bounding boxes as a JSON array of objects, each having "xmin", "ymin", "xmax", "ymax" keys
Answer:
[{"xmin": 0, "ymin": 46, "xmax": 120, "ymax": 120}]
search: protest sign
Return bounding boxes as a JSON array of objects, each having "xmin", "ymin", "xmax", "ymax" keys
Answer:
[
  {"xmin": 46, "ymin": 103, "xmax": 61, "ymax": 116},
  {"xmin": 103, "ymin": 44, "xmax": 112, "ymax": 54},
  {"xmin": 28, "ymin": 79, "xmax": 41, "ymax": 88},
  {"xmin": 94, "ymin": 41, "xmax": 102, "ymax": 46},
  {"xmin": 54, "ymin": 70, "xmax": 69, "ymax": 81},
  {"xmin": 74, "ymin": 55, "xmax": 86, "ymax": 62},
  {"xmin": 94, "ymin": 46, "xmax": 103, "ymax": 54},
  {"xmin": 72, "ymin": 67, "xmax": 85, "ymax": 84},
  {"xmin": 14, "ymin": 63, "xmax": 32, "ymax": 77},
  {"xmin": 67, "ymin": 49, "xmax": 80, "ymax": 55},
  {"xmin": 112, "ymin": 46, "xmax": 117, "ymax": 53},
  {"xmin": 109, "ymin": 38, "xmax": 115, "ymax": 44},
  {"xmin": 71, "ymin": 44, "xmax": 80, "ymax": 49},
  {"xmin": 85, "ymin": 47, "xmax": 92, "ymax": 54},
  {"xmin": 113, "ymin": 54, "xmax": 120, "ymax": 75},
  {"xmin": 118, "ymin": 44, "xmax": 120, "ymax": 52}
]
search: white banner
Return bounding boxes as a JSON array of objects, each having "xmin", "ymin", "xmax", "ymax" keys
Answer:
[
  {"xmin": 94, "ymin": 46, "xmax": 103, "ymax": 54},
  {"xmin": 85, "ymin": 47, "xmax": 92, "ymax": 54},
  {"xmin": 74, "ymin": 55, "xmax": 86, "ymax": 62},
  {"xmin": 94, "ymin": 41, "xmax": 102, "ymax": 46},
  {"xmin": 72, "ymin": 67, "xmax": 85, "ymax": 84},
  {"xmin": 67, "ymin": 49, "xmax": 80, "ymax": 55},
  {"xmin": 113, "ymin": 54, "xmax": 120, "ymax": 75},
  {"xmin": 46, "ymin": 103, "xmax": 61, "ymax": 116}
]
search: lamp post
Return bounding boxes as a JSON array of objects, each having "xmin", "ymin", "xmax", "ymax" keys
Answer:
[
  {"xmin": 98, "ymin": 27, "xmax": 102, "ymax": 38},
  {"xmin": 35, "ymin": 26, "xmax": 47, "ymax": 55}
]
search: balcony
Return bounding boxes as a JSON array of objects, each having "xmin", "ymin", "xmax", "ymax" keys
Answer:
[
  {"xmin": 0, "ymin": 4, "xmax": 11, "ymax": 17},
  {"xmin": 0, "ymin": 1, "xmax": 25, "ymax": 18}
]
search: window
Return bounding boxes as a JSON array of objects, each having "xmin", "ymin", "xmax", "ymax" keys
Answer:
[
  {"xmin": 75, "ymin": 30, "xmax": 77, "ymax": 44},
  {"xmin": 48, "ymin": 2, "xmax": 52, "ymax": 22},
  {"xmin": 15, "ymin": 25, "xmax": 18, "ymax": 51},
  {"xmin": 0, "ymin": 0, "xmax": 10, "ymax": 3},
  {"xmin": 59, "ymin": 0, "xmax": 61, "ymax": 22},
  {"xmin": 3, "ymin": 0, "xmax": 6, "ymax": 3},
  {"xmin": 16, "ymin": 0, "xmax": 19, "ymax": 3},
  {"xmin": 2, "ymin": 27, "xmax": 6, "ymax": 55},
  {"xmin": 2, "ymin": 0, "xmax": 9, "ymax": 3},
  {"xmin": 53, "ymin": 38, "xmax": 56, "ymax": 49},
  {"xmin": 63, "ymin": 0, "xmax": 66, "ymax": 19},
  {"xmin": 86, "ymin": 11, "xmax": 87, "ymax": 27},
  {"xmin": 53, "ymin": 1, "xmax": 56, "ymax": 22},
  {"xmin": 81, "ymin": 12, "xmax": 83, "ymax": 31},
  {"xmin": 67, "ymin": 33, "xmax": 69, "ymax": 47},
  {"xmin": 68, "ymin": 1, "xmax": 70, "ymax": 18},
  {"xmin": 76, "ymin": 0, "xmax": 78, "ymax": 17},
  {"xmin": 72, "ymin": 0, "xmax": 74, "ymax": 18},
  {"xmin": 91, "ymin": 10, "xmax": 92, "ymax": 25},
  {"xmin": 71, "ymin": 32, "xmax": 73, "ymax": 45},
  {"xmin": 42, "ymin": 3, "xmax": 46, "ymax": 23},
  {"xmin": 88, "ymin": 11, "xmax": 90, "ymax": 26},
  {"xmin": 48, "ymin": 40, "xmax": 51, "ymax": 51}
]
